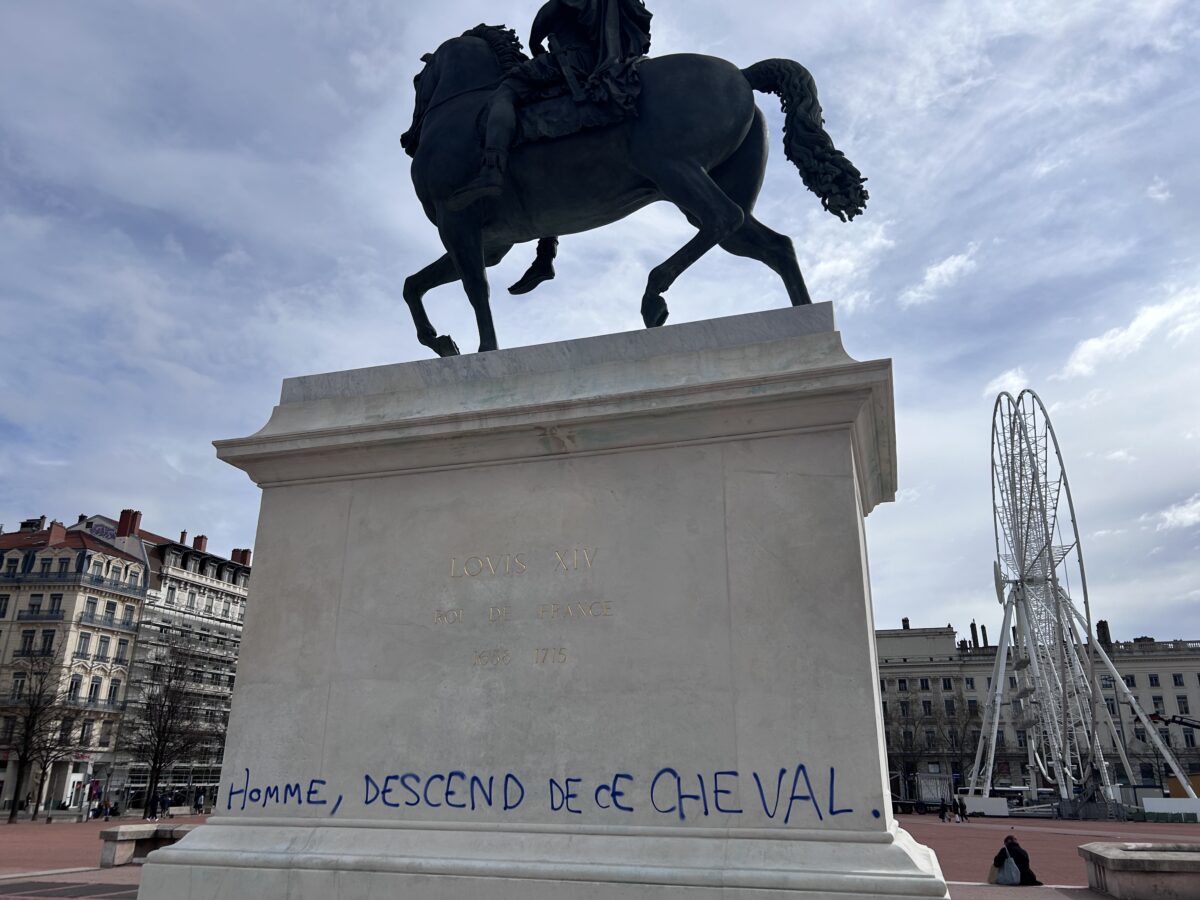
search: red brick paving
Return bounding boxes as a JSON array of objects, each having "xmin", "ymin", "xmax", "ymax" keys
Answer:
[{"xmin": 899, "ymin": 812, "xmax": 1200, "ymax": 886}]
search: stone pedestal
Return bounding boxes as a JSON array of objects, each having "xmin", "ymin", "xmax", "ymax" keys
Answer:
[{"xmin": 140, "ymin": 304, "xmax": 947, "ymax": 899}]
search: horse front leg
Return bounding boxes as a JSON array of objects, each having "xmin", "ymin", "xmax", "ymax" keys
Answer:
[
  {"xmin": 636, "ymin": 162, "xmax": 745, "ymax": 327},
  {"xmin": 404, "ymin": 254, "xmax": 462, "ymax": 357},
  {"xmin": 439, "ymin": 219, "xmax": 499, "ymax": 353}
]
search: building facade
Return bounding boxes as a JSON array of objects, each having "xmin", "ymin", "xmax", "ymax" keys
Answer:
[
  {"xmin": 1, "ymin": 510, "xmax": 251, "ymax": 815},
  {"xmin": 0, "ymin": 516, "xmax": 149, "ymax": 812},
  {"xmin": 876, "ymin": 619, "xmax": 1200, "ymax": 804}
]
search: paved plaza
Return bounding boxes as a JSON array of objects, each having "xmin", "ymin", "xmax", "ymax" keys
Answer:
[{"xmin": 0, "ymin": 813, "xmax": 1197, "ymax": 898}]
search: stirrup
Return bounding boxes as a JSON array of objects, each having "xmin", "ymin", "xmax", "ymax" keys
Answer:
[{"xmin": 447, "ymin": 166, "xmax": 504, "ymax": 211}]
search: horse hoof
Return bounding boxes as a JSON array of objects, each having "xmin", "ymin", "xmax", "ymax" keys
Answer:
[
  {"xmin": 642, "ymin": 294, "xmax": 669, "ymax": 328},
  {"xmin": 431, "ymin": 335, "xmax": 460, "ymax": 357}
]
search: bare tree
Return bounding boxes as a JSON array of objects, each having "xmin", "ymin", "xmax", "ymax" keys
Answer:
[
  {"xmin": 1, "ymin": 644, "xmax": 71, "ymax": 823},
  {"xmin": 122, "ymin": 636, "xmax": 214, "ymax": 816}
]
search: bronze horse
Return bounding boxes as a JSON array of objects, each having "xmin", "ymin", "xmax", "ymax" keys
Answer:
[{"xmin": 401, "ymin": 26, "xmax": 867, "ymax": 357}]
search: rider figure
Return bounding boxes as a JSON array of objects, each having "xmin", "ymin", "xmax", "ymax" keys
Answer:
[{"xmin": 448, "ymin": 0, "xmax": 652, "ymax": 212}]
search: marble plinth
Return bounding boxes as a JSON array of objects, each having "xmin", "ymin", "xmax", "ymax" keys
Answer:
[{"xmin": 140, "ymin": 304, "xmax": 947, "ymax": 899}]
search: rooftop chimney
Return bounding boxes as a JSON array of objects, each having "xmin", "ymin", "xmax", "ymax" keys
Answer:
[
  {"xmin": 242, "ymin": 548, "xmax": 252, "ymax": 567},
  {"xmin": 231, "ymin": 548, "xmax": 253, "ymax": 567},
  {"xmin": 193, "ymin": 534, "xmax": 208, "ymax": 553},
  {"xmin": 1097, "ymin": 619, "xmax": 1112, "ymax": 651},
  {"xmin": 20, "ymin": 516, "xmax": 47, "ymax": 533},
  {"xmin": 116, "ymin": 509, "xmax": 143, "ymax": 537},
  {"xmin": 981, "ymin": 624, "xmax": 990, "ymax": 647},
  {"xmin": 47, "ymin": 520, "xmax": 67, "ymax": 545},
  {"xmin": 179, "ymin": 530, "xmax": 188, "ymax": 545},
  {"xmin": 77, "ymin": 514, "xmax": 87, "ymax": 524},
  {"xmin": 901, "ymin": 617, "xmax": 910, "ymax": 630},
  {"xmin": 970, "ymin": 620, "xmax": 980, "ymax": 649}
]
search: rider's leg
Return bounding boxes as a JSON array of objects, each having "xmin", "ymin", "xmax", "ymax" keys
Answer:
[
  {"xmin": 448, "ymin": 85, "xmax": 518, "ymax": 210},
  {"xmin": 508, "ymin": 236, "xmax": 559, "ymax": 294}
]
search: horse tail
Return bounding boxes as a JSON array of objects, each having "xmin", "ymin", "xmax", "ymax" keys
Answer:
[{"xmin": 741, "ymin": 59, "xmax": 868, "ymax": 222}]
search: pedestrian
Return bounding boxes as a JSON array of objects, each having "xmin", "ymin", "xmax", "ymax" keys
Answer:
[
  {"xmin": 102, "ymin": 799, "xmax": 111, "ymax": 821},
  {"xmin": 938, "ymin": 798, "xmax": 948, "ymax": 822},
  {"xmin": 194, "ymin": 790, "xmax": 204, "ymax": 815},
  {"xmin": 992, "ymin": 835, "xmax": 1042, "ymax": 886},
  {"xmin": 959, "ymin": 797, "xmax": 970, "ymax": 824},
  {"xmin": 147, "ymin": 792, "xmax": 159, "ymax": 821},
  {"xmin": 160, "ymin": 791, "xmax": 170, "ymax": 819}
]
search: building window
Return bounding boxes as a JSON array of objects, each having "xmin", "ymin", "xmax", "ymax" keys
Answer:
[
  {"xmin": 39, "ymin": 558, "xmax": 51, "ymax": 575},
  {"xmin": 948, "ymin": 727, "xmax": 959, "ymax": 746},
  {"xmin": 942, "ymin": 678, "xmax": 953, "ymax": 691},
  {"xmin": 1101, "ymin": 674, "xmax": 1114, "ymax": 689},
  {"xmin": 996, "ymin": 731, "xmax": 1006, "ymax": 748},
  {"xmin": 1185, "ymin": 728, "xmax": 1196, "ymax": 749},
  {"xmin": 1149, "ymin": 674, "xmax": 1160, "ymax": 687},
  {"xmin": 927, "ymin": 762, "xmax": 941, "ymax": 774},
  {"xmin": 1160, "ymin": 727, "xmax": 1172, "ymax": 747},
  {"xmin": 4, "ymin": 559, "xmax": 16, "ymax": 575},
  {"xmin": 968, "ymin": 698, "xmax": 979, "ymax": 716},
  {"xmin": 59, "ymin": 718, "xmax": 74, "ymax": 745},
  {"xmin": 187, "ymin": 591, "xmax": 197, "ymax": 610},
  {"xmin": 85, "ymin": 597, "xmax": 97, "ymax": 617},
  {"xmin": 924, "ymin": 730, "xmax": 936, "ymax": 749},
  {"xmin": 99, "ymin": 720, "xmax": 113, "ymax": 747},
  {"xmin": 222, "ymin": 598, "xmax": 231, "ymax": 618},
  {"xmin": 96, "ymin": 636, "xmax": 110, "ymax": 661},
  {"xmin": 19, "ymin": 630, "xmax": 35, "ymax": 654},
  {"xmin": 1139, "ymin": 763, "xmax": 1155, "ymax": 784},
  {"xmin": 116, "ymin": 639, "xmax": 129, "ymax": 664},
  {"xmin": 104, "ymin": 600, "xmax": 117, "ymax": 621},
  {"xmin": 944, "ymin": 698, "xmax": 956, "ymax": 717},
  {"xmin": 80, "ymin": 720, "xmax": 93, "ymax": 745},
  {"xmin": 68, "ymin": 675, "xmax": 82, "ymax": 699},
  {"xmin": 28, "ymin": 594, "xmax": 43, "ymax": 613},
  {"xmin": 965, "ymin": 677, "xmax": 975, "ymax": 690},
  {"xmin": 881, "ymin": 701, "xmax": 888, "ymax": 718},
  {"xmin": 205, "ymin": 595, "xmax": 214, "ymax": 613},
  {"xmin": 898, "ymin": 678, "xmax": 908, "ymax": 692},
  {"xmin": 1013, "ymin": 698, "xmax": 1023, "ymax": 716},
  {"xmin": 0, "ymin": 593, "xmax": 8, "ymax": 618},
  {"xmin": 1124, "ymin": 675, "xmax": 1136, "ymax": 688},
  {"xmin": 1152, "ymin": 696, "xmax": 1165, "ymax": 715},
  {"xmin": 1179, "ymin": 696, "xmax": 1191, "ymax": 716},
  {"xmin": 1, "ymin": 717, "xmax": 14, "ymax": 742},
  {"xmin": 922, "ymin": 699, "xmax": 933, "ymax": 716},
  {"xmin": 76, "ymin": 632, "xmax": 91, "ymax": 659},
  {"xmin": 919, "ymin": 678, "xmax": 931, "ymax": 691},
  {"xmin": 87, "ymin": 677, "xmax": 102, "ymax": 702},
  {"xmin": 1134, "ymin": 725, "xmax": 1147, "ymax": 742},
  {"xmin": 1172, "ymin": 673, "xmax": 1184, "ymax": 687},
  {"xmin": 49, "ymin": 593, "xmax": 62, "ymax": 612},
  {"xmin": 108, "ymin": 679, "xmax": 122, "ymax": 704},
  {"xmin": 166, "ymin": 586, "xmax": 176, "ymax": 605},
  {"xmin": 1009, "ymin": 676, "xmax": 1018, "ymax": 689},
  {"xmin": 10, "ymin": 673, "xmax": 25, "ymax": 698},
  {"xmin": 58, "ymin": 558, "xmax": 69, "ymax": 574},
  {"xmin": 1106, "ymin": 698, "xmax": 1117, "ymax": 715},
  {"xmin": 899, "ymin": 701, "xmax": 910, "ymax": 718},
  {"xmin": 40, "ymin": 630, "xmax": 54, "ymax": 653},
  {"xmin": 123, "ymin": 605, "xmax": 134, "ymax": 625}
]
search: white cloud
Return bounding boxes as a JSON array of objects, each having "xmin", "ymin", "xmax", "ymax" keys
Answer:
[
  {"xmin": 982, "ymin": 367, "xmax": 1027, "ymax": 398},
  {"xmin": 1154, "ymin": 494, "xmax": 1200, "ymax": 531},
  {"xmin": 899, "ymin": 242, "xmax": 979, "ymax": 308},
  {"xmin": 1103, "ymin": 449, "xmax": 1136, "ymax": 463},
  {"xmin": 1147, "ymin": 176, "xmax": 1172, "ymax": 202},
  {"xmin": 1059, "ymin": 287, "xmax": 1200, "ymax": 378}
]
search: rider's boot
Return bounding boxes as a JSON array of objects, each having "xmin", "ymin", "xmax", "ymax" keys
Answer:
[
  {"xmin": 448, "ymin": 149, "xmax": 506, "ymax": 211},
  {"xmin": 508, "ymin": 237, "xmax": 559, "ymax": 294}
]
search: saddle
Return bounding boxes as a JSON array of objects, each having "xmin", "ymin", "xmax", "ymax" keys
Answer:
[{"xmin": 513, "ymin": 57, "xmax": 644, "ymax": 146}]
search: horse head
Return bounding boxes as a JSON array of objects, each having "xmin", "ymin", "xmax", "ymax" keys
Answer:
[{"xmin": 401, "ymin": 26, "xmax": 526, "ymax": 159}]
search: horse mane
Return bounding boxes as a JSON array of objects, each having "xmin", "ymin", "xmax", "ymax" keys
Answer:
[{"xmin": 461, "ymin": 24, "xmax": 529, "ymax": 73}]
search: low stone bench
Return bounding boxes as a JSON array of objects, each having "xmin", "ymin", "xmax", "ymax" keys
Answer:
[
  {"xmin": 1078, "ymin": 842, "xmax": 1200, "ymax": 899},
  {"xmin": 99, "ymin": 823, "xmax": 198, "ymax": 868}
]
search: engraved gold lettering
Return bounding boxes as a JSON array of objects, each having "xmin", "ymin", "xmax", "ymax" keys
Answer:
[
  {"xmin": 554, "ymin": 551, "xmax": 569, "ymax": 572},
  {"xmin": 433, "ymin": 608, "xmax": 463, "ymax": 625},
  {"xmin": 534, "ymin": 647, "xmax": 568, "ymax": 664},
  {"xmin": 554, "ymin": 548, "xmax": 597, "ymax": 572},
  {"xmin": 582, "ymin": 547, "xmax": 595, "ymax": 568},
  {"xmin": 463, "ymin": 557, "xmax": 483, "ymax": 577},
  {"xmin": 488, "ymin": 606, "xmax": 511, "ymax": 622},
  {"xmin": 449, "ymin": 557, "xmax": 462, "ymax": 578},
  {"xmin": 513, "ymin": 554, "xmax": 527, "ymax": 574}
]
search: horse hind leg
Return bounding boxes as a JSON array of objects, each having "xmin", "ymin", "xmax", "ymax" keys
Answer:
[
  {"xmin": 719, "ymin": 216, "xmax": 811, "ymax": 306},
  {"xmin": 638, "ymin": 163, "xmax": 745, "ymax": 327}
]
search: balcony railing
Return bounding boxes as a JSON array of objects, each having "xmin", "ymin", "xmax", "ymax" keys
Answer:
[
  {"xmin": 73, "ymin": 651, "xmax": 91, "ymax": 661},
  {"xmin": 77, "ymin": 612, "xmax": 139, "ymax": 633},
  {"xmin": 13, "ymin": 648, "xmax": 54, "ymax": 658},
  {"xmin": 16, "ymin": 609, "xmax": 65, "ymax": 621},
  {"xmin": 0, "ymin": 570, "xmax": 146, "ymax": 598},
  {"xmin": 66, "ymin": 696, "xmax": 126, "ymax": 711}
]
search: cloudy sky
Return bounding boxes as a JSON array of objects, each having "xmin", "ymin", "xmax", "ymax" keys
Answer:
[{"xmin": 1, "ymin": 0, "xmax": 1197, "ymax": 642}]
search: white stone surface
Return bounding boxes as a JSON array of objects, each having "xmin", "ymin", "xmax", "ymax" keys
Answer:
[{"xmin": 141, "ymin": 305, "xmax": 946, "ymax": 898}]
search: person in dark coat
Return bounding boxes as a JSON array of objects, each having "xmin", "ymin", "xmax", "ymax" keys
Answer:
[
  {"xmin": 147, "ymin": 793, "xmax": 159, "ymax": 821},
  {"xmin": 938, "ymin": 798, "xmax": 948, "ymax": 822},
  {"xmin": 994, "ymin": 835, "xmax": 1042, "ymax": 886}
]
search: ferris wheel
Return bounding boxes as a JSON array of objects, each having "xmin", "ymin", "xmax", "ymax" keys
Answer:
[{"xmin": 968, "ymin": 389, "xmax": 1196, "ymax": 803}]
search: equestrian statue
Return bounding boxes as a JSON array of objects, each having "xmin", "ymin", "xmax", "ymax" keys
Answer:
[{"xmin": 400, "ymin": 0, "xmax": 867, "ymax": 357}]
